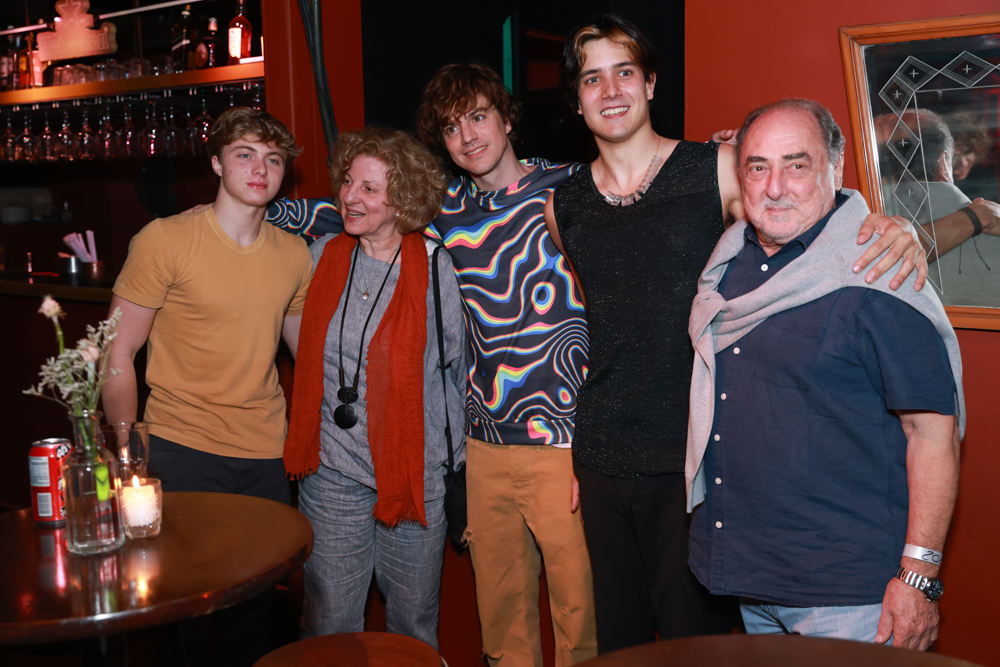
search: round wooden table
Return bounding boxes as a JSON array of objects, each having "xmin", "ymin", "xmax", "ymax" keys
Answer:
[
  {"xmin": 576, "ymin": 634, "xmax": 984, "ymax": 667},
  {"xmin": 0, "ymin": 492, "xmax": 313, "ymax": 646},
  {"xmin": 254, "ymin": 632, "xmax": 441, "ymax": 667}
]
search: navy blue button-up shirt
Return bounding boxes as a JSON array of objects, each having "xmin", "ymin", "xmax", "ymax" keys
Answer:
[{"xmin": 689, "ymin": 194, "xmax": 956, "ymax": 607}]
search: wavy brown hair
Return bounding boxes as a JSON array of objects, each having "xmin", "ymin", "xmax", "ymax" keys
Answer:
[
  {"xmin": 415, "ymin": 63, "xmax": 521, "ymax": 156},
  {"xmin": 207, "ymin": 107, "xmax": 302, "ymax": 162},
  {"xmin": 330, "ymin": 127, "xmax": 447, "ymax": 234}
]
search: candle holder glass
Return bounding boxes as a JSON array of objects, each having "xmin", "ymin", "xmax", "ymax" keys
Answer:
[
  {"xmin": 100, "ymin": 422, "xmax": 149, "ymax": 479},
  {"xmin": 122, "ymin": 478, "xmax": 162, "ymax": 539}
]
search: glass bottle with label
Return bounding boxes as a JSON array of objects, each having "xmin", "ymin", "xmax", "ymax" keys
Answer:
[
  {"xmin": 171, "ymin": 5, "xmax": 198, "ymax": 72},
  {"xmin": 228, "ymin": 0, "xmax": 252, "ymax": 65},
  {"xmin": 4, "ymin": 29, "xmax": 18, "ymax": 91},
  {"xmin": 9, "ymin": 33, "xmax": 25, "ymax": 90},
  {"xmin": 0, "ymin": 32, "xmax": 10, "ymax": 91},
  {"xmin": 195, "ymin": 17, "xmax": 223, "ymax": 69},
  {"xmin": 17, "ymin": 32, "xmax": 32, "ymax": 90}
]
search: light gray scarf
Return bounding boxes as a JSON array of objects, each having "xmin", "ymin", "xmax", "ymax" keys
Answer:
[{"xmin": 685, "ymin": 189, "xmax": 965, "ymax": 511}]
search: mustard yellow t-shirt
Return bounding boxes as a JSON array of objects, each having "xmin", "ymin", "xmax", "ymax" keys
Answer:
[{"xmin": 113, "ymin": 207, "xmax": 312, "ymax": 458}]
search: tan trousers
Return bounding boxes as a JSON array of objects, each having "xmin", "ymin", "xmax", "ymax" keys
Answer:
[{"xmin": 465, "ymin": 437, "xmax": 597, "ymax": 667}]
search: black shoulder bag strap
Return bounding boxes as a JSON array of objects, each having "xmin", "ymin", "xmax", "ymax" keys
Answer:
[{"xmin": 432, "ymin": 245, "xmax": 455, "ymax": 476}]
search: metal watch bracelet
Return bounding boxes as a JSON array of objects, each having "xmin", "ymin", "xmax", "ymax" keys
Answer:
[{"xmin": 894, "ymin": 565, "xmax": 944, "ymax": 602}]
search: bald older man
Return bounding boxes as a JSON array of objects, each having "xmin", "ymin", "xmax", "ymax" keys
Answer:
[{"xmin": 687, "ymin": 99, "xmax": 964, "ymax": 650}]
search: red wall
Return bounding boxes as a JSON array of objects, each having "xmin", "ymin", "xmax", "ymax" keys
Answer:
[
  {"xmin": 262, "ymin": 0, "xmax": 365, "ymax": 201},
  {"xmin": 686, "ymin": 3, "xmax": 1000, "ymax": 664}
]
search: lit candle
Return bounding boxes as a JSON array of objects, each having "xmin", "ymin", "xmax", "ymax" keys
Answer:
[{"xmin": 122, "ymin": 476, "xmax": 158, "ymax": 528}]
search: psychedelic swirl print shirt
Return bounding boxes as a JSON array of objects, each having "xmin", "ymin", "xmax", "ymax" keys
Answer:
[{"xmin": 266, "ymin": 158, "xmax": 589, "ymax": 446}]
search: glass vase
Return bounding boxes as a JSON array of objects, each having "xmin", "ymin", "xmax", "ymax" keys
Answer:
[{"xmin": 62, "ymin": 411, "xmax": 125, "ymax": 555}]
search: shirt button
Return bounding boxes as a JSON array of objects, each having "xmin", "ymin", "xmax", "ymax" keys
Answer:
[
  {"xmin": 716, "ymin": 521, "xmax": 723, "ymax": 529},
  {"xmin": 733, "ymin": 347, "xmax": 740, "ymax": 355},
  {"xmin": 720, "ymin": 393, "xmax": 727, "ymax": 400},
  {"xmin": 714, "ymin": 434, "xmax": 721, "ymax": 441},
  {"xmin": 715, "ymin": 477, "xmax": 722, "ymax": 485},
  {"xmin": 761, "ymin": 264, "xmax": 769, "ymax": 272}
]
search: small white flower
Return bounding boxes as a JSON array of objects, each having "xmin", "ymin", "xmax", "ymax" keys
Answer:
[
  {"xmin": 79, "ymin": 342, "xmax": 101, "ymax": 364},
  {"xmin": 39, "ymin": 296, "xmax": 63, "ymax": 320}
]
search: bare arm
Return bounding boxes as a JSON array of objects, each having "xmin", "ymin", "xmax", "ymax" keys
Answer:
[
  {"xmin": 922, "ymin": 198, "xmax": 1000, "ymax": 263},
  {"xmin": 282, "ymin": 314, "xmax": 302, "ymax": 360},
  {"xmin": 716, "ymin": 143, "xmax": 744, "ymax": 226},
  {"xmin": 875, "ymin": 411, "xmax": 960, "ymax": 650},
  {"xmin": 544, "ymin": 192, "xmax": 584, "ymax": 514},
  {"xmin": 101, "ymin": 295, "xmax": 157, "ymax": 424},
  {"xmin": 544, "ymin": 192, "xmax": 586, "ymax": 309}
]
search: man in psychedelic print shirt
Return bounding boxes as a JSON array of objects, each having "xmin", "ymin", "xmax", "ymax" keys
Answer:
[{"xmin": 268, "ymin": 64, "xmax": 596, "ymax": 667}]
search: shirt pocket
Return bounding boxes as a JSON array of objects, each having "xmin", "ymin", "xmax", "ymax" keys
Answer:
[{"xmin": 752, "ymin": 315, "xmax": 825, "ymax": 390}]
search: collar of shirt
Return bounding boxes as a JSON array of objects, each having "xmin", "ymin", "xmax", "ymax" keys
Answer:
[
  {"xmin": 742, "ymin": 191, "xmax": 849, "ymax": 260},
  {"xmin": 720, "ymin": 192, "xmax": 849, "ymax": 298}
]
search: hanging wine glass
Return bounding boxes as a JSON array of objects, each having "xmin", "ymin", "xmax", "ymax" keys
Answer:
[
  {"xmin": 251, "ymin": 84, "xmax": 264, "ymax": 111},
  {"xmin": 117, "ymin": 104, "xmax": 138, "ymax": 158},
  {"xmin": 161, "ymin": 106, "xmax": 181, "ymax": 157},
  {"xmin": 2, "ymin": 113, "xmax": 16, "ymax": 162},
  {"xmin": 57, "ymin": 110, "xmax": 80, "ymax": 162},
  {"xmin": 39, "ymin": 111, "xmax": 59, "ymax": 162},
  {"xmin": 140, "ymin": 102, "xmax": 162, "ymax": 157},
  {"xmin": 188, "ymin": 99, "xmax": 212, "ymax": 156},
  {"xmin": 14, "ymin": 115, "xmax": 37, "ymax": 163},
  {"xmin": 97, "ymin": 104, "xmax": 118, "ymax": 160},
  {"xmin": 183, "ymin": 107, "xmax": 197, "ymax": 155},
  {"xmin": 77, "ymin": 110, "xmax": 98, "ymax": 160}
]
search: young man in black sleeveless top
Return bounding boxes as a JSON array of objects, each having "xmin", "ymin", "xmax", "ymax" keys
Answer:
[{"xmin": 542, "ymin": 14, "xmax": 929, "ymax": 655}]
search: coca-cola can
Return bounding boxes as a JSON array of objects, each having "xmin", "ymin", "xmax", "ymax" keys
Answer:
[{"xmin": 29, "ymin": 438, "xmax": 72, "ymax": 525}]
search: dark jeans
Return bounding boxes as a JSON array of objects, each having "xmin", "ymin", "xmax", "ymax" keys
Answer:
[
  {"xmin": 149, "ymin": 435, "xmax": 291, "ymax": 667},
  {"xmin": 574, "ymin": 459, "xmax": 739, "ymax": 654}
]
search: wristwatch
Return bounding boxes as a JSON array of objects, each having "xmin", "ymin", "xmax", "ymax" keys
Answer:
[{"xmin": 895, "ymin": 565, "xmax": 944, "ymax": 602}]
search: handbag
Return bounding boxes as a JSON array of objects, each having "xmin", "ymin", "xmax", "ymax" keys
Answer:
[{"xmin": 432, "ymin": 245, "xmax": 467, "ymax": 547}]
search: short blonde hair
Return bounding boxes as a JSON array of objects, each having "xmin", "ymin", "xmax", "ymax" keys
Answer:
[{"xmin": 329, "ymin": 127, "xmax": 447, "ymax": 234}]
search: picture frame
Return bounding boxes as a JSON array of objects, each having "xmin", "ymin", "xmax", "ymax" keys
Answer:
[{"xmin": 840, "ymin": 13, "xmax": 1000, "ymax": 330}]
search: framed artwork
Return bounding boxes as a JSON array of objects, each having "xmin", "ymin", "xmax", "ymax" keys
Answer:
[{"xmin": 841, "ymin": 13, "xmax": 1000, "ymax": 329}]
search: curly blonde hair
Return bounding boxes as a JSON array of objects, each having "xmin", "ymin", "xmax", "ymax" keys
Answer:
[{"xmin": 329, "ymin": 127, "xmax": 447, "ymax": 234}]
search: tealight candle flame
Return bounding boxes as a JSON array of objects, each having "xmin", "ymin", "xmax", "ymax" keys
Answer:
[{"xmin": 132, "ymin": 475, "xmax": 141, "ymax": 488}]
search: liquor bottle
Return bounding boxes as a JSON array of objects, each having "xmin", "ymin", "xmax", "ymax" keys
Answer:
[
  {"xmin": 228, "ymin": 0, "xmax": 252, "ymax": 65},
  {"xmin": 0, "ymin": 33, "xmax": 10, "ymax": 91},
  {"xmin": 171, "ymin": 5, "xmax": 198, "ymax": 72},
  {"xmin": 195, "ymin": 18, "xmax": 223, "ymax": 69},
  {"xmin": 9, "ymin": 33, "xmax": 23, "ymax": 90},
  {"xmin": 16, "ymin": 32, "xmax": 32, "ymax": 90}
]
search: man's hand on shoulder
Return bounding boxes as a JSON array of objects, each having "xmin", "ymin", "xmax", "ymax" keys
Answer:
[
  {"xmin": 181, "ymin": 203, "xmax": 213, "ymax": 215},
  {"xmin": 875, "ymin": 569, "xmax": 940, "ymax": 650},
  {"xmin": 854, "ymin": 213, "xmax": 927, "ymax": 291},
  {"xmin": 710, "ymin": 128, "xmax": 739, "ymax": 146}
]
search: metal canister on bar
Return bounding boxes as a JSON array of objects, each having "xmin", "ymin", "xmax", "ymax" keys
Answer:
[{"xmin": 28, "ymin": 438, "xmax": 72, "ymax": 525}]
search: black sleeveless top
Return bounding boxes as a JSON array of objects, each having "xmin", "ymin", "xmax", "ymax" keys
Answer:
[{"xmin": 553, "ymin": 141, "xmax": 723, "ymax": 478}]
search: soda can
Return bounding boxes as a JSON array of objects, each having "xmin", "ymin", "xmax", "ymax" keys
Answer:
[{"xmin": 29, "ymin": 438, "xmax": 72, "ymax": 525}]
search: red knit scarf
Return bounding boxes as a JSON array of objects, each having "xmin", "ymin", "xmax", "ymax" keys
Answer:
[{"xmin": 284, "ymin": 232, "xmax": 428, "ymax": 526}]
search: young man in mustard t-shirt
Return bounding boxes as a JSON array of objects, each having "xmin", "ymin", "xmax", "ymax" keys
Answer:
[{"xmin": 104, "ymin": 107, "xmax": 312, "ymax": 505}]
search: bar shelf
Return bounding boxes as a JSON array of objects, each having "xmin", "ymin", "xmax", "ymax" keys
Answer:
[{"xmin": 0, "ymin": 62, "xmax": 264, "ymax": 108}]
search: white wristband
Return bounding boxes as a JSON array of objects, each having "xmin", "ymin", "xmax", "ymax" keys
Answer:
[{"xmin": 903, "ymin": 543, "xmax": 942, "ymax": 566}]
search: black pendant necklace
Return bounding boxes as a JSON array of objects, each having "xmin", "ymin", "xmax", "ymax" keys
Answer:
[{"xmin": 334, "ymin": 242, "xmax": 402, "ymax": 429}]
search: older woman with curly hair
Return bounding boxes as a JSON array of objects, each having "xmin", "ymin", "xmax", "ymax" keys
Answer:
[{"xmin": 283, "ymin": 126, "xmax": 466, "ymax": 647}]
